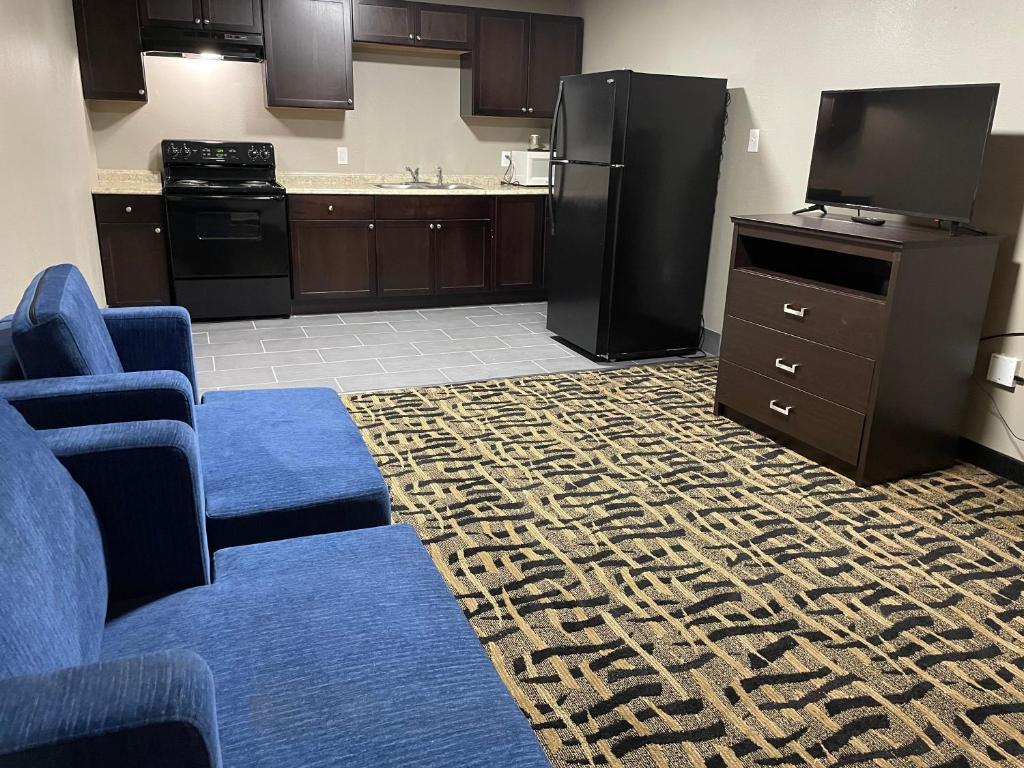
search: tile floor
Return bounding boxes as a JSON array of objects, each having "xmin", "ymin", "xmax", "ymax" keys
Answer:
[{"xmin": 192, "ymin": 302, "xmax": 701, "ymax": 395}]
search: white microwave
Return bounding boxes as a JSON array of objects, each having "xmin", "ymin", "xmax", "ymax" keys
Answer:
[{"xmin": 508, "ymin": 150, "xmax": 551, "ymax": 187}]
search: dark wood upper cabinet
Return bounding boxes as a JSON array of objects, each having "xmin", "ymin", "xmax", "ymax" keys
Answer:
[
  {"xmin": 435, "ymin": 220, "xmax": 490, "ymax": 293},
  {"xmin": 376, "ymin": 221, "xmax": 434, "ymax": 296},
  {"xmin": 526, "ymin": 14, "xmax": 582, "ymax": 118},
  {"xmin": 353, "ymin": 0, "xmax": 416, "ymax": 44},
  {"xmin": 204, "ymin": 0, "xmax": 262, "ymax": 33},
  {"xmin": 494, "ymin": 197, "xmax": 543, "ymax": 291},
  {"xmin": 73, "ymin": 0, "xmax": 148, "ymax": 101},
  {"xmin": 462, "ymin": 10, "xmax": 582, "ymax": 118},
  {"xmin": 415, "ymin": 4, "xmax": 471, "ymax": 49},
  {"xmin": 138, "ymin": 0, "xmax": 203, "ymax": 29},
  {"xmin": 291, "ymin": 221, "xmax": 377, "ymax": 300},
  {"xmin": 264, "ymin": 0, "xmax": 355, "ymax": 110}
]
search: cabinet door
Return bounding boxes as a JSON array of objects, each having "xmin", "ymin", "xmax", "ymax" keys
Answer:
[
  {"xmin": 138, "ymin": 0, "xmax": 204, "ymax": 28},
  {"xmin": 264, "ymin": 0, "xmax": 354, "ymax": 110},
  {"xmin": 203, "ymin": 0, "xmax": 262, "ymax": 33},
  {"xmin": 473, "ymin": 11, "xmax": 530, "ymax": 116},
  {"xmin": 353, "ymin": 0, "xmax": 416, "ymax": 45},
  {"xmin": 495, "ymin": 197, "xmax": 543, "ymax": 291},
  {"xmin": 415, "ymin": 4, "xmax": 471, "ymax": 49},
  {"xmin": 527, "ymin": 15, "xmax": 583, "ymax": 118},
  {"xmin": 376, "ymin": 222, "xmax": 433, "ymax": 296},
  {"xmin": 98, "ymin": 223, "xmax": 172, "ymax": 307},
  {"xmin": 73, "ymin": 0, "xmax": 148, "ymax": 101},
  {"xmin": 435, "ymin": 220, "xmax": 491, "ymax": 293},
  {"xmin": 291, "ymin": 221, "xmax": 376, "ymax": 300}
]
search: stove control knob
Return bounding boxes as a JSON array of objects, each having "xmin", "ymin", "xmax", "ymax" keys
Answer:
[
  {"xmin": 248, "ymin": 146, "xmax": 259, "ymax": 160},
  {"xmin": 168, "ymin": 144, "xmax": 180, "ymax": 158},
  {"xmin": 182, "ymin": 145, "xmax": 192, "ymax": 158},
  {"xmin": 259, "ymin": 147, "xmax": 271, "ymax": 160}
]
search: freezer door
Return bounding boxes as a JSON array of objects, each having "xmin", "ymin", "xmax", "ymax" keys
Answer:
[
  {"xmin": 545, "ymin": 162, "xmax": 619, "ymax": 356},
  {"xmin": 551, "ymin": 73, "xmax": 621, "ymax": 165}
]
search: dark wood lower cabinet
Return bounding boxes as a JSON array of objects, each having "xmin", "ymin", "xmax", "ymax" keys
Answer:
[
  {"xmin": 376, "ymin": 221, "xmax": 434, "ymax": 296},
  {"xmin": 291, "ymin": 220, "xmax": 376, "ymax": 300},
  {"xmin": 97, "ymin": 222, "xmax": 171, "ymax": 307},
  {"xmin": 494, "ymin": 196, "xmax": 543, "ymax": 291},
  {"xmin": 435, "ymin": 220, "xmax": 490, "ymax": 293}
]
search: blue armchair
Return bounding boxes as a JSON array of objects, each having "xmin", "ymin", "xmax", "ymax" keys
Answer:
[
  {"xmin": 0, "ymin": 401, "xmax": 551, "ymax": 768},
  {"xmin": 0, "ymin": 264, "xmax": 390, "ymax": 552}
]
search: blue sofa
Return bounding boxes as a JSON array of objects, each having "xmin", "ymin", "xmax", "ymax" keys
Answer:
[
  {"xmin": 0, "ymin": 400, "xmax": 550, "ymax": 767},
  {"xmin": 0, "ymin": 264, "xmax": 390, "ymax": 552}
]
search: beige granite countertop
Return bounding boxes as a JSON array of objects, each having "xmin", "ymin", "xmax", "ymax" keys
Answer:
[
  {"xmin": 93, "ymin": 169, "xmax": 163, "ymax": 196},
  {"xmin": 279, "ymin": 173, "xmax": 548, "ymax": 195},
  {"xmin": 93, "ymin": 170, "xmax": 548, "ymax": 196}
]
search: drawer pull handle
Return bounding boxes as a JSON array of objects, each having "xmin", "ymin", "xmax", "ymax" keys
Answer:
[
  {"xmin": 327, "ymin": 204, "xmax": 334, "ymax": 212},
  {"xmin": 769, "ymin": 399, "xmax": 792, "ymax": 417},
  {"xmin": 774, "ymin": 358, "xmax": 800, "ymax": 374},
  {"xmin": 783, "ymin": 303, "xmax": 807, "ymax": 318}
]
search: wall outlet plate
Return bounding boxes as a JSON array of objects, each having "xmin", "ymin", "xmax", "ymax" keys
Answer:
[
  {"xmin": 500, "ymin": 150, "xmax": 512, "ymax": 168},
  {"xmin": 336, "ymin": 147, "xmax": 349, "ymax": 165},
  {"xmin": 747, "ymin": 129, "xmax": 760, "ymax": 153},
  {"xmin": 987, "ymin": 352, "xmax": 1020, "ymax": 388}
]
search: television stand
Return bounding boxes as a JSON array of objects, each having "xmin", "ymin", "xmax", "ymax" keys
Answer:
[
  {"xmin": 792, "ymin": 203, "xmax": 827, "ymax": 216},
  {"xmin": 851, "ymin": 215, "xmax": 885, "ymax": 226}
]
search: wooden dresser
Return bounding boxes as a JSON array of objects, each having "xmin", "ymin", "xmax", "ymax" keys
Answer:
[{"xmin": 714, "ymin": 214, "xmax": 999, "ymax": 484}]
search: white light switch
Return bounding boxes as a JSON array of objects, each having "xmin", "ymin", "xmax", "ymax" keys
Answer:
[
  {"xmin": 336, "ymin": 147, "xmax": 349, "ymax": 165},
  {"xmin": 500, "ymin": 150, "xmax": 512, "ymax": 168},
  {"xmin": 747, "ymin": 129, "xmax": 760, "ymax": 153}
]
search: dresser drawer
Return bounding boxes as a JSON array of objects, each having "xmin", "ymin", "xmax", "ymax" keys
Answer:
[
  {"xmin": 720, "ymin": 316, "xmax": 875, "ymax": 412},
  {"xmin": 94, "ymin": 195, "xmax": 164, "ymax": 223},
  {"xmin": 288, "ymin": 195, "xmax": 374, "ymax": 221},
  {"xmin": 716, "ymin": 360, "xmax": 865, "ymax": 465},
  {"xmin": 726, "ymin": 269, "xmax": 886, "ymax": 358}
]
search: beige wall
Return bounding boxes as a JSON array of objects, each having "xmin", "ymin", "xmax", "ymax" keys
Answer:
[
  {"xmin": 90, "ymin": 0, "xmax": 572, "ymax": 175},
  {"xmin": 0, "ymin": 0, "xmax": 102, "ymax": 312},
  {"xmin": 572, "ymin": 0, "xmax": 1024, "ymax": 460}
]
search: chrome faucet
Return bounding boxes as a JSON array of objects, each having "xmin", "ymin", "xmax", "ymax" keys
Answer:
[
  {"xmin": 405, "ymin": 166, "xmax": 421, "ymax": 183},
  {"xmin": 435, "ymin": 166, "xmax": 444, "ymax": 185}
]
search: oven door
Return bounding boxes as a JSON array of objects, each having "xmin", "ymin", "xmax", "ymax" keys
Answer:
[{"xmin": 165, "ymin": 194, "xmax": 288, "ymax": 279}]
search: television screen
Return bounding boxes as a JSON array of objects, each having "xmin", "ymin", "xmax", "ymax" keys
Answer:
[{"xmin": 805, "ymin": 84, "xmax": 999, "ymax": 223}]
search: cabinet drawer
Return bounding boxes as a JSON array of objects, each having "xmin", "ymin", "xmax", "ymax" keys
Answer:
[
  {"xmin": 375, "ymin": 195, "xmax": 491, "ymax": 220},
  {"xmin": 716, "ymin": 360, "xmax": 864, "ymax": 466},
  {"xmin": 94, "ymin": 195, "xmax": 164, "ymax": 223},
  {"xmin": 288, "ymin": 195, "xmax": 374, "ymax": 221},
  {"xmin": 720, "ymin": 316, "xmax": 875, "ymax": 412},
  {"xmin": 726, "ymin": 269, "xmax": 886, "ymax": 358}
]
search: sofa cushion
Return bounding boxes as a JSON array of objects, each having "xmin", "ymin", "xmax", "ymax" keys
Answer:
[
  {"xmin": 101, "ymin": 525, "xmax": 550, "ymax": 768},
  {"xmin": 0, "ymin": 400, "xmax": 107, "ymax": 679},
  {"xmin": 12, "ymin": 264, "xmax": 124, "ymax": 379},
  {"xmin": 0, "ymin": 316, "xmax": 23, "ymax": 380},
  {"xmin": 196, "ymin": 388, "xmax": 391, "ymax": 551}
]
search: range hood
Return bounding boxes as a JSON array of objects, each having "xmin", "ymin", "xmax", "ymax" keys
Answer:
[{"xmin": 141, "ymin": 27, "xmax": 264, "ymax": 61}]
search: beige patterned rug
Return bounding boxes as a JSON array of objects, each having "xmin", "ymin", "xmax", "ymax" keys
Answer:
[{"xmin": 344, "ymin": 360, "xmax": 1024, "ymax": 768}]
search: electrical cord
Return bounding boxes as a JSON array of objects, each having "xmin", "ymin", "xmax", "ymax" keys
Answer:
[
  {"xmin": 979, "ymin": 384, "xmax": 1024, "ymax": 442},
  {"xmin": 980, "ymin": 332, "xmax": 1024, "ymax": 342}
]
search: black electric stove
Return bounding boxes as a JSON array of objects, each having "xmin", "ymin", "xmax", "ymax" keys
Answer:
[{"xmin": 162, "ymin": 140, "xmax": 289, "ymax": 320}]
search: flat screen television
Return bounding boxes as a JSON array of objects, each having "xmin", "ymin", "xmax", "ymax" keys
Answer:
[{"xmin": 804, "ymin": 84, "xmax": 999, "ymax": 223}]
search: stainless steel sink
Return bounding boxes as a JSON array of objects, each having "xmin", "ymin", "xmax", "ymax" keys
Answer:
[
  {"xmin": 424, "ymin": 183, "xmax": 480, "ymax": 190},
  {"xmin": 374, "ymin": 182, "xmax": 430, "ymax": 189}
]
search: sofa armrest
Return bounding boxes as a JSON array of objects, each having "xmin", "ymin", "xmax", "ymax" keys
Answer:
[
  {"xmin": 41, "ymin": 420, "xmax": 210, "ymax": 604},
  {"xmin": 0, "ymin": 651, "xmax": 221, "ymax": 768},
  {"xmin": 103, "ymin": 307, "xmax": 198, "ymax": 402},
  {"xmin": 0, "ymin": 371, "xmax": 195, "ymax": 429}
]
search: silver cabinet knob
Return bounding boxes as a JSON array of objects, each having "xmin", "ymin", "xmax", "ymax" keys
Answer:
[
  {"xmin": 436, "ymin": 223, "xmax": 443, "ymax": 230},
  {"xmin": 368, "ymin": 223, "xmax": 375, "ymax": 230},
  {"xmin": 195, "ymin": 17, "xmax": 201, "ymax": 23},
  {"xmin": 154, "ymin": 227, "xmax": 162, "ymax": 234},
  {"xmin": 125, "ymin": 206, "xmax": 132, "ymax": 213},
  {"xmin": 429, "ymin": 223, "xmax": 435, "ymax": 230},
  {"xmin": 203, "ymin": 19, "xmax": 210, "ymax": 24},
  {"xmin": 347, "ymin": 98, "xmax": 353, "ymax": 105},
  {"xmin": 521, "ymin": 107, "xmax": 527, "ymax": 113},
  {"xmin": 408, "ymin": 33, "xmax": 414, "ymax": 39},
  {"xmin": 527, "ymin": 107, "xmax": 534, "ymax": 113},
  {"xmin": 416, "ymin": 35, "xmax": 422, "ymax": 41},
  {"xmin": 327, "ymin": 204, "xmax": 334, "ymax": 212},
  {"xmin": 138, "ymin": 89, "xmax": 146, "ymax": 96}
]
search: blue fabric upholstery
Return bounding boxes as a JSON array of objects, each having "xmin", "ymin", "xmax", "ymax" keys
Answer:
[
  {"xmin": 198, "ymin": 388, "xmax": 391, "ymax": 551},
  {"xmin": 0, "ymin": 400, "xmax": 106, "ymax": 680},
  {"xmin": 11, "ymin": 264, "xmax": 124, "ymax": 378},
  {"xmin": 104, "ymin": 526, "xmax": 550, "ymax": 768},
  {"xmin": 0, "ymin": 651, "xmax": 221, "ymax": 768},
  {"xmin": 41, "ymin": 420, "xmax": 210, "ymax": 604},
  {"xmin": 0, "ymin": 370, "xmax": 195, "ymax": 430},
  {"xmin": 104, "ymin": 306, "xmax": 199, "ymax": 402},
  {"xmin": 0, "ymin": 315, "xmax": 23, "ymax": 380}
]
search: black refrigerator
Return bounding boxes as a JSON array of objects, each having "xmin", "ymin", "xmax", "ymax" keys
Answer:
[{"xmin": 545, "ymin": 70, "xmax": 727, "ymax": 360}]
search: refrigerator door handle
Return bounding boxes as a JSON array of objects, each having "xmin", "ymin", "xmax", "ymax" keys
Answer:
[
  {"xmin": 549, "ymin": 79, "xmax": 565, "ymax": 160},
  {"xmin": 548, "ymin": 160, "xmax": 568, "ymax": 236}
]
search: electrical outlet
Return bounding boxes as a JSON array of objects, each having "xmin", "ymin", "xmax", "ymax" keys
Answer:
[
  {"xmin": 747, "ymin": 129, "xmax": 760, "ymax": 153},
  {"xmin": 336, "ymin": 147, "xmax": 349, "ymax": 165},
  {"xmin": 500, "ymin": 150, "xmax": 512, "ymax": 168},
  {"xmin": 988, "ymin": 353, "xmax": 1021, "ymax": 388}
]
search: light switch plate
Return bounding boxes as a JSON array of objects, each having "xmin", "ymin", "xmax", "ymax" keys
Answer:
[
  {"xmin": 336, "ymin": 147, "xmax": 349, "ymax": 165},
  {"xmin": 747, "ymin": 129, "xmax": 760, "ymax": 153},
  {"xmin": 500, "ymin": 150, "xmax": 512, "ymax": 168},
  {"xmin": 988, "ymin": 353, "xmax": 1020, "ymax": 388}
]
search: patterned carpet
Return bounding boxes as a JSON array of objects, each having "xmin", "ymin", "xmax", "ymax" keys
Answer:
[{"xmin": 344, "ymin": 361, "xmax": 1024, "ymax": 768}]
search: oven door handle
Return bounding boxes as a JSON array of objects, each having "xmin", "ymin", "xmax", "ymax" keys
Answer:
[{"xmin": 164, "ymin": 195, "xmax": 285, "ymax": 203}]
